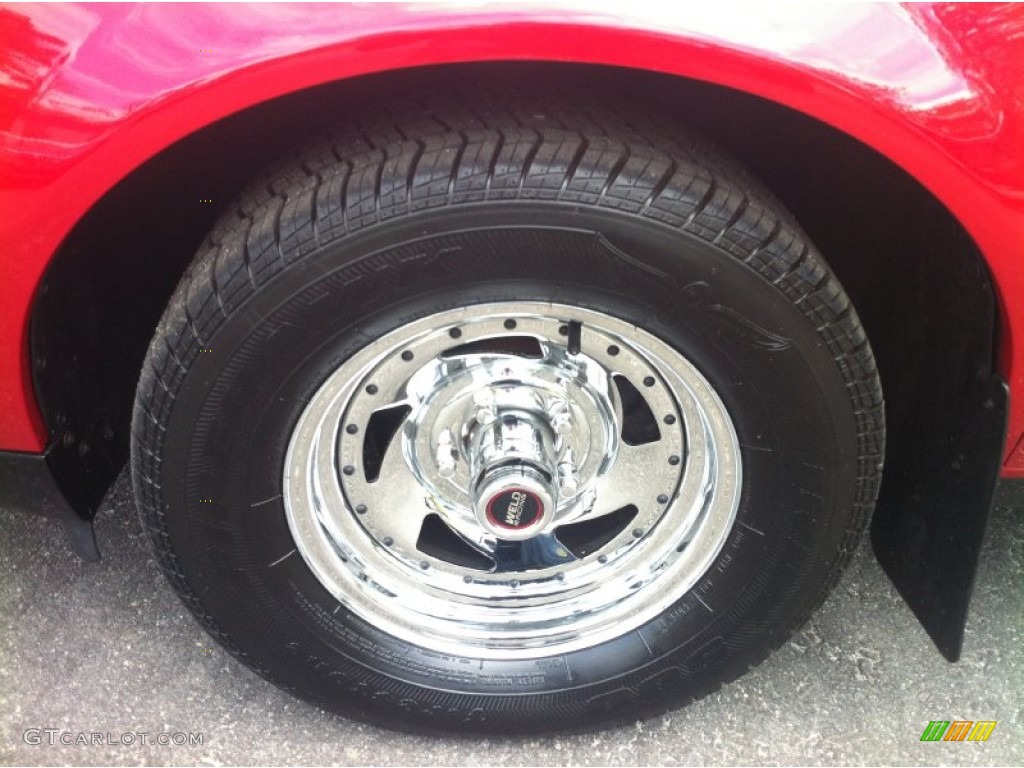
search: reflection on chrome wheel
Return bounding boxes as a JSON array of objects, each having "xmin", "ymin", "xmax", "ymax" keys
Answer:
[{"xmin": 284, "ymin": 302, "xmax": 740, "ymax": 657}]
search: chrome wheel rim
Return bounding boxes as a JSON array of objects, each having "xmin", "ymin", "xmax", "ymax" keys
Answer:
[{"xmin": 284, "ymin": 301, "xmax": 741, "ymax": 659}]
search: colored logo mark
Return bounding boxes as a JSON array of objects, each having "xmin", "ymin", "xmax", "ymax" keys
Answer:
[{"xmin": 920, "ymin": 720, "xmax": 997, "ymax": 742}]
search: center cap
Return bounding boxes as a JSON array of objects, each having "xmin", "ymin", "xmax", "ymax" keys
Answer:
[
  {"xmin": 472, "ymin": 464, "xmax": 555, "ymax": 540},
  {"xmin": 485, "ymin": 487, "xmax": 544, "ymax": 531}
]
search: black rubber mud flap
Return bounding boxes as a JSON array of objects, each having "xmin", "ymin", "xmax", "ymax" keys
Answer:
[
  {"xmin": 871, "ymin": 375, "xmax": 1008, "ymax": 661},
  {"xmin": 0, "ymin": 447, "xmax": 101, "ymax": 561}
]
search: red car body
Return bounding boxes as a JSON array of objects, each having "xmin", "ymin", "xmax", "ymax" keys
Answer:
[
  {"xmin": 0, "ymin": 2, "xmax": 1021, "ymax": 658},
  {"xmin": 2, "ymin": 2, "xmax": 1023, "ymax": 470}
]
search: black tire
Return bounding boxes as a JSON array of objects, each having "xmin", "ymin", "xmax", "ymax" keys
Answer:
[{"xmin": 132, "ymin": 91, "xmax": 884, "ymax": 734}]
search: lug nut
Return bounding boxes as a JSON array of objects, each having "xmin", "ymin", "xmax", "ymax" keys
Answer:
[
  {"xmin": 558, "ymin": 449, "xmax": 578, "ymax": 495},
  {"xmin": 473, "ymin": 389, "xmax": 496, "ymax": 424},
  {"xmin": 549, "ymin": 401, "xmax": 573, "ymax": 436},
  {"xmin": 435, "ymin": 429, "xmax": 458, "ymax": 478}
]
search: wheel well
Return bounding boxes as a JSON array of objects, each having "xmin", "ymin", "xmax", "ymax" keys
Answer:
[{"xmin": 31, "ymin": 62, "xmax": 998, "ymax": 522}]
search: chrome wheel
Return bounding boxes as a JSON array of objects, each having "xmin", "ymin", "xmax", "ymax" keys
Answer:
[{"xmin": 284, "ymin": 302, "xmax": 741, "ymax": 659}]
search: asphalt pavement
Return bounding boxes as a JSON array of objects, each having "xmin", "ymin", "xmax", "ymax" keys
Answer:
[{"xmin": 1, "ymin": 471, "xmax": 1020, "ymax": 766}]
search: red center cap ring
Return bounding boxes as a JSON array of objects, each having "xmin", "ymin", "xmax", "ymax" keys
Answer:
[{"xmin": 485, "ymin": 488, "xmax": 544, "ymax": 531}]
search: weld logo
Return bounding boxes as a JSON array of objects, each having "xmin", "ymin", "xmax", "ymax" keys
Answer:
[
  {"xmin": 504, "ymin": 491, "xmax": 526, "ymax": 526},
  {"xmin": 920, "ymin": 720, "xmax": 997, "ymax": 742}
]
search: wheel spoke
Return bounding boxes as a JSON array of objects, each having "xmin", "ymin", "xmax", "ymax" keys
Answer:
[
  {"xmin": 588, "ymin": 440, "xmax": 676, "ymax": 521},
  {"xmin": 357, "ymin": 435, "xmax": 430, "ymax": 555}
]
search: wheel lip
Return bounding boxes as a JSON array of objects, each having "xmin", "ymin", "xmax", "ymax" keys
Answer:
[{"xmin": 283, "ymin": 301, "xmax": 742, "ymax": 659}]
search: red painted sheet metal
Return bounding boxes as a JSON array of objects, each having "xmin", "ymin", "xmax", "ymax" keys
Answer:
[{"xmin": 1, "ymin": 3, "xmax": 1022, "ymax": 472}]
